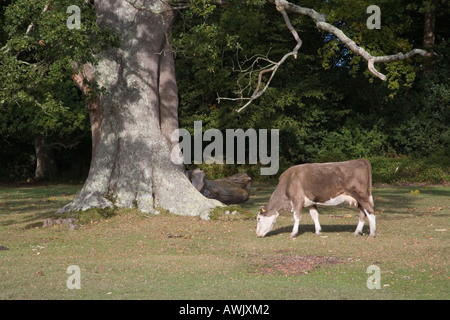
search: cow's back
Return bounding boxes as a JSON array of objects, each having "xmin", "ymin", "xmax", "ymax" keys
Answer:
[{"xmin": 287, "ymin": 159, "xmax": 372, "ymax": 203}]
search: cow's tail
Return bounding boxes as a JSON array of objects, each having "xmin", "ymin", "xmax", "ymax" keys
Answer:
[{"xmin": 366, "ymin": 159, "xmax": 374, "ymax": 207}]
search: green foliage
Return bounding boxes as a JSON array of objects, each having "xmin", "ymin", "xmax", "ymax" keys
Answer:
[
  {"xmin": 314, "ymin": 126, "xmax": 388, "ymax": 162},
  {"xmin": 317, "ymin": 0, "xmax": 424, "ymax": 93},
  {"xmin": 370, "ymin": 154, "xmax": 450, "ymax": 184},
  {"xmin": 174, "ymin": 1, "xmax": 349, "ymax": 163},
  {"xmin": 0, "ymin": 0, "xmax": 119, "ymax": 136},
  {"xmin": 172, "ymin": 0, "xmax": 449, "ymax": 184},
  {"xmin": 0, "ymin": 0, "xmax": 448, "ymax": 184},
  {"xmin": 0, "ymin": 0, "xmax": 119, "ymax": 181}
]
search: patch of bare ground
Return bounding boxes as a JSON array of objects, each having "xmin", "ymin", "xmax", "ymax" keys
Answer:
[{"xmin": 254, "ymin": 255, "xmax": 343, "ymax": 276}]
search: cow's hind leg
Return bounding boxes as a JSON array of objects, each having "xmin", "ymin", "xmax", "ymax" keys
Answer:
[
  {"xmin": 354, "ymin": 208, "xmax": 365, "ymax": 236},
  {"xmin": 358, "ymin": 199, "xmax": 376, "ymax": 238},
  {"xmin": 289, "ymin": 201, "xmax": 302, "ymax": 238},
  {"xmin": 309, "ymin": 206, "xmax": 322, "ymax": 235}
]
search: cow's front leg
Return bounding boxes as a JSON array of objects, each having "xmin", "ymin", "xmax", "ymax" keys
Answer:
[
  {"xmin": 309, "ymin": 206, "xmax": 322, "ymax": 236},
  {"xmin": 367, "ymin": 212, "xmax": 376, "ymax": 238},
  {"xmin": 290, "ymin": 201, "xmax": 302, "ymax": 238},
  {"xmin": 290, "ymin": 211, "xmax": 301, "ymax": 238}
]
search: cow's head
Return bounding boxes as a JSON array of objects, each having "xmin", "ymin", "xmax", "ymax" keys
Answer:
[{"xmin": 256, "ymin": 206, "xmax": 279, "ymax": 237}]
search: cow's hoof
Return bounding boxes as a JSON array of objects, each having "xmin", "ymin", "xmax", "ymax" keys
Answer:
[
  {"xmin": 368, "ymin": 234, "xmax": 376, "ymax": 239},
  {"xmin": 289, "ymin": 233, "xmax": 297, "ymax": 239},
  {"xmin": 314, "ymin": 231, "xmax": 322, "ymax": 236},
  {"xmin": 353, "ymin": 232, "xmax": 362, "ymax": 237}
]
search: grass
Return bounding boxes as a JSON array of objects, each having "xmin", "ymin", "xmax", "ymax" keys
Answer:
[{"xmin": 0, "ymin": 182, "xmax": 449, "ymax": 300}]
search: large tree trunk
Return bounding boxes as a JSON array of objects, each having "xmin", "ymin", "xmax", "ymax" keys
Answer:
[{"xmin": 59, "ymin": 0, "xmax": 222, "ymax": 218}]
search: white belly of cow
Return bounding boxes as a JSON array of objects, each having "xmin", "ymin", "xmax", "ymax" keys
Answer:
[{"xmin": 304, "ymin": 194, "xmax": 358, "ymax": 207}]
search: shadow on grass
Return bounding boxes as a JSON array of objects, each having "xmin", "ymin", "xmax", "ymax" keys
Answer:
[
  {"xmin": 266, "ymin": 224, "xmax": 365, "ymax": 237},
  {"xmin": 373, "ymin": 186, "xmax": 450, "ymax": 216},
  {"xmin": 0, "ymin": 211, "xmax": 54, "ymax": 228},
  {"xmin": 0, "ymin": 184, "xmax": 81, "ymax": 228}
]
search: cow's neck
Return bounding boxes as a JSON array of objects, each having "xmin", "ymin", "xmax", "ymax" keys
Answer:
[{"xmin": 266, "ymin": 179, "xmax": 290, "ymax": 214}]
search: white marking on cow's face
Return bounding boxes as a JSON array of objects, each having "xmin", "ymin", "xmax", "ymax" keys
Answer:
[
  {"xmin": 304, "ymin": 194, "xmax": 358, "ymax": 207},
  {"xmin": 256, "ymin": 212, "xmax": 279, "ymax": 237}
]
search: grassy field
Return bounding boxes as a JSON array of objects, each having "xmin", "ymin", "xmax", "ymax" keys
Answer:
[{"xmin": 0, "ymin": 183, "xmax": 449, "ymax": 300}]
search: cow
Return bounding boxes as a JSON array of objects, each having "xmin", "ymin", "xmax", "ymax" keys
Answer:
[{"xmin": 256, "ymin": 159, "xmax": 375, "ymax": 238}]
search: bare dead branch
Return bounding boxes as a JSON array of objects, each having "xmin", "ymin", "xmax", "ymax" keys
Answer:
[
  {"xmin": 217, "ymin": 49, "xmax": 277, "ymax": 105},
  {"xmin": 219, "ymin": 1, "xmax": 302, "ymax": 112}
]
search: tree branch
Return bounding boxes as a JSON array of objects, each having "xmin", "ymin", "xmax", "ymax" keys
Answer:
[
  {"xmin": 46, "ymin": 141, "xmax": 81, "ymax": 150},
  {"xmin": 220, "ymin": 0, "xmax": 302, "ymax": 112},
  {"xmin": 274, "ymin": 0, "xmax": 431, "ymax": 81},
  {"xmin": 1, "ymin": 2, "xmax": 52, "ymax": 53},
  {"xmin": 314, "ymin": 20, "xmax": 430, "ymax": 81},
  {"xmin": 26, "ymin": 2, "xmax": 52, "ymax": 35},
  {"xmin": 223, "ymin": 0, "xmax": 432, "ymax": 111}
]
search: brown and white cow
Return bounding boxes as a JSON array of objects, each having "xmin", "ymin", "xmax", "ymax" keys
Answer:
[{"xmin": 256, "ymin": 159, "xmax": 375, "ymax": 238}]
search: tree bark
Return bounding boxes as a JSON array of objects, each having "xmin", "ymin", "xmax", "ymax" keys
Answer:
[
  {"xmin": 72, "ymin": 63, "xmax": 102, "ymax": 166},
  {"xmin": 423, "ymin": 0, "xmax": 438, "ymax": 74},
  {"xmin": 59, "ymin": 0, "xmax": 222, "ymax": 218},
  {"xmin": 159, "ymin": 34, "xmax": 180, "ymax": 148},
  {"xmin": 423, "ymin": 0, "xmax": 438, "ymax": 49},
  {"xmin": 34, "ymin": 136, "xmax": 57, "ymax": 181}
]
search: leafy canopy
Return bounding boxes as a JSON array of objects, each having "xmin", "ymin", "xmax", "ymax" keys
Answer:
[{"xmin": 0, "ymin": 0, "xmax": 119, "ymax": 140}]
